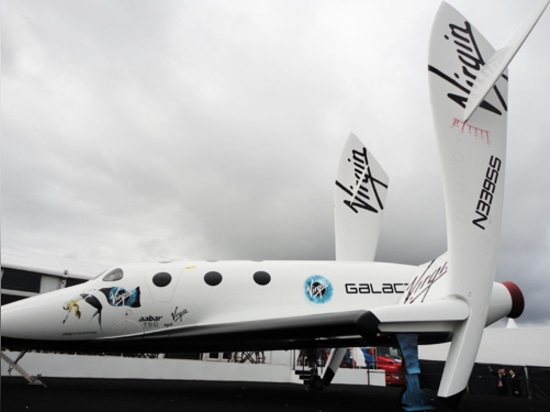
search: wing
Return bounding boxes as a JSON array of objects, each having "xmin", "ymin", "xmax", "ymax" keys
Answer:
[{"xmin": 2, "ymin": 310, "xmax": 370, "ymax": 353}]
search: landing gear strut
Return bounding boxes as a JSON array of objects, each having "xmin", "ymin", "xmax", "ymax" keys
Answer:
[{"xmin": 304, "ymin": 347, "xmax": 325, "ymax": 391}]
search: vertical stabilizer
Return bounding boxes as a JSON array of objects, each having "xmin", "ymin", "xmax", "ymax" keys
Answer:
[
  {"xmin": 334, "ymin": 134, "xmax": 388, "ymax": 261},
  {"xmin": 428, "ymin": 2, "xmax": 509, "ymax": 399}
]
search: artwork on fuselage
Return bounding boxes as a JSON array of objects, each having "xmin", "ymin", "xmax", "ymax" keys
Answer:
[
  {"xmin": 62, "ymin": 293, "xmax": 103, "ymax": 326},
  {"xmin": 62, "ymin": 286, "xmax": 141, "ymax": 330},
  {"xmin": 100, "ymin": 286, "xmax": 141, "ymax": 308}
]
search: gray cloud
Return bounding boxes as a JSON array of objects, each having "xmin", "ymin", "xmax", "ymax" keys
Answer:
[{"xmin": 2, "ymin": 0, "xmax": 549, "ymax": 325}]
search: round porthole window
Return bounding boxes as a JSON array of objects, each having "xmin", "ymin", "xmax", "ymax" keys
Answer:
[
  {"xmin": 253, "ymin": 271, "xmax": 271, "ymax": 286},
  {"xmin": 204, "ymin": 271, "xmax": 222, "ymax": 286},
  {"xmin": 152, "ymin": 272, "xmax": 172, "ymax": 287}
]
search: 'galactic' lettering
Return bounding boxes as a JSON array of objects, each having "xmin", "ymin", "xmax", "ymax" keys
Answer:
[
  {"xmin": 428, "ymin": 19, "xmax": 507, "ymax": 115},
  {"xmin": 345, "ymin": 283, "xmax": 408, "ymax": 294},
  {"xmin": 335, "ymin": 147, "xmax": 387, "ymax": 214},
  {"xmin": 472, "ymin": 155, "xmax": 501, "ymax": 230}
]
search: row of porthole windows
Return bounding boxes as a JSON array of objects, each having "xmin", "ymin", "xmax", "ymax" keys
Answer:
[
  {"xmin": 204, "ymin": 271, "xmax": 271, "ymax": 286},
  {"xmin": 149, "ymin": 270, "xmax": 272, "ymax": 288}
]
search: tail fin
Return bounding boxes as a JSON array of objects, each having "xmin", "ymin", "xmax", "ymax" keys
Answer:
[
  {"xmin": 334, "ymin": 134, "xmax": 388, "ymax": 261},
  {"xmin": 323, "ymin": 135, "xmax": 389, "ymax": 389},
  {"xmin": 426, "ymin": 1, "xmax": 547, "ymax": 399}
]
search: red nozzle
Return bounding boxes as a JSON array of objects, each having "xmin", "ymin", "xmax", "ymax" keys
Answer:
[{"xmin": 502, "ymin": 281, "xmax": 525, "ymax": 318}]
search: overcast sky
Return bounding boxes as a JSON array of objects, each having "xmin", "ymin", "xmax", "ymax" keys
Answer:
[{"xmin": 2, "ymin": 0, "xmax": 549, "ymax": 326}]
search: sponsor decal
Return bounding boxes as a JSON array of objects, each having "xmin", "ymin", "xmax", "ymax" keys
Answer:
[
  {"xmin": 403, "ymin": 259, "xmax": 448, "ymax": 304},
  {"xmin": 345, "ymin": 282, "xmax": 408, "ymax": 294},
  {"xmin": 139, "ymin": 315, "xmax": 163, "ymax": 328},
  {"xmin": 171, "ymin": 306, "xmax": 189, "ymax": 322},
  {"xmin": 335, "ymin": 146, "xmax": 387, "ymax": 214},
  {"xmin": 472, "ymin": 155, "xmax": 501, "ymax": 230},
  {"xmin": 428, "ymin": 19, "xmax": 507, "ymax": 116},
  {"xmin": 304, "ymin": 275, "xmax": 333, "ymax": 304},
  {"xmin": 139, "ymin": 315, "xmax": 163, "ymax": 322},
  {"xmin": 451, "ymin": 118, "xmax": 490, "ymax": 144},
  {"xmin": 100, "ymin": 286, "xmax": 141, "ymax": 308}
]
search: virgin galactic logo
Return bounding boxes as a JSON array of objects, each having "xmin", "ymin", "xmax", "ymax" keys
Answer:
[
  {"xmin": 428, "ymin": 19, "xmax": 507, "ymax": 116},
  {"xmin": 304, "ymin": 275, "xmax": 333, "ymax": 304},
  {"xmin": 335, "ymin": 146, "xmax": 387, "ymax": 214}
]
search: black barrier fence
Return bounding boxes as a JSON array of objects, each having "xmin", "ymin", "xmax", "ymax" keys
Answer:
[{"xmin": 419, "ymin": 361, "xmax": 550, "ymax": 400}]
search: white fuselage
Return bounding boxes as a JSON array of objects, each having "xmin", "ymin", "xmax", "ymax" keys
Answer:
[{"xmin": 2, "ymin": 260, "xmax": 416, "ymax": 343}]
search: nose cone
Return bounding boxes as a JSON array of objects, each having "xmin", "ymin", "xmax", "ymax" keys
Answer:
[
  {"xmin": 2, "ymin": 292, "xmax": 67, "ymax": 342},
  {"xmin": 2, "ymin": 286, "xmax": 103, "ymax": 348}
]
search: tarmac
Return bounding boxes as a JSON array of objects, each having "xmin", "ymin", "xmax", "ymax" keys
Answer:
[{"xmin": 2, "ymin": 377, "xmax": 549, "ymax": 412}]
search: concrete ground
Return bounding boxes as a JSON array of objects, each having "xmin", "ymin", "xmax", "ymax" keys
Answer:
[{"xmin": 2, "ymin": 377, "xmax": 549, "ymax": 412}]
